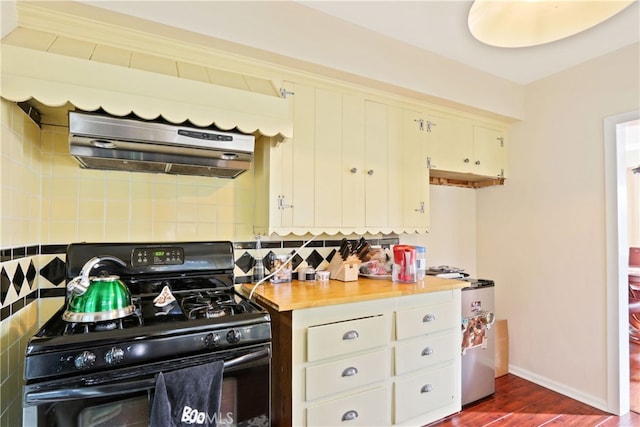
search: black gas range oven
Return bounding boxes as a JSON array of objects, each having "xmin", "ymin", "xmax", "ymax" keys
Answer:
[{"xmin": 23, "ymin": 242, "xmax": 271, "ymax": 427}]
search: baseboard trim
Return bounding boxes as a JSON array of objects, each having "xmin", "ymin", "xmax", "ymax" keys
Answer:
[{"xmin": 508, "ymin": 364, "xmax": 610, "ymax": 414}]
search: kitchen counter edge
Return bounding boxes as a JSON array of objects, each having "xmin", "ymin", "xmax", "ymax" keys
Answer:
[{"xmin": 239, "ymin": 276, "xmax": 467, "ymax": 312}]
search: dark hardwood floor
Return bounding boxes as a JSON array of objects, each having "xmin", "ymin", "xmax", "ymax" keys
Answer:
[{"xmin": 428, "ymin": 344, "xmax": 640, "ymax": 427}]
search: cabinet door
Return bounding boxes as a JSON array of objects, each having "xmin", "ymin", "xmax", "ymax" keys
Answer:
[
  {"xmin": 473, "ymin": 125, "xmax": 506, "ymax": 178},
  {"xmin": 253, "ymin": 135, "xmax": 294, "ymax": 234},
  {"xmin": 288, "ymin": 82, "xmax": 315, "ymax": 228},
  {"xmin": 395, "ymin": 300, "xmax": 457, "ymax": 340},
  {"xmin": 427, "ymin": 113, "xmax": 473, "ymax": 173},
  {"xmin": 307, "ymin": 314, "xmax": 387, "ymax": 362},
  {"xmin": 394, "ymin": 364, "xmax": 456, "ymax": 424},
  {"xmin": 342, "ymin": 94, "xmax": 366, "ymax": 228},
  {"xmin": 306, "ymin": 385, "xmax": 388, "ymax": 426},
  {"xmin": 386, "ymin": 104, "xmax": 404, "ymax": 229},
  {"xmin": 314, "ymin": 88, "xmax": 344, "ymax": 228},
  {"xmin": 305, "ymin": 348, "xmax": 387, "ymax": 401},
  {"xmin": 275, "ymin": 137, "xmax": 295, "ymax": 228},
  {"xmin": 403, "ymin": 109, "xmax": 429, "ymax": 230},
  {"xmin": 364, "ymin": 101, "xmax": 388, "ymax": 228},
  {"xmin": 394, "ymin": 331, "xmax": 456, "ymax": 376}
]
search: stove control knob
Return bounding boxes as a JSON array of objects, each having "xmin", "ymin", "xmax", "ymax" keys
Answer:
[
  {"xmin": 226, "ymin": 329, "xmax": 242, "ymax": 344},
  {"xmin": 105, "ymin": 347, "xmax": 124, "ymax": 365},
  {"xmin": 74, "ymin": 351, "xmax": 96, "ymax": 370},
  {"xmin": 204, "ymin": 333, "xmax": 221, "ymax": 348}
]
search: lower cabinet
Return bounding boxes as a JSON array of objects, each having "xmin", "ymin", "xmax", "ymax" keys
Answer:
[
  {"xmin": 394, "ymin": 364, "xmax": 456, "ymax": 424},
  {"xmin": 306, "ymin": 386, "xmax": 389, "ymax": 426},
  {"xmin": 276, "ymin": 290, "xmax": 461, "ymax": 426}
]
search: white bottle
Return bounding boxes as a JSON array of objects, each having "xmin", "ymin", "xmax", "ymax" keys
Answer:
[{"xmin": 415, "ymin": 246, "xmax": 426, "ymax": 281}]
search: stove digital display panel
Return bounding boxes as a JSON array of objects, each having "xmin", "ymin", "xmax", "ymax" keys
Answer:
[{"xmin": 131, "ymin": 247, "xmax": 184, "ymax": 266}]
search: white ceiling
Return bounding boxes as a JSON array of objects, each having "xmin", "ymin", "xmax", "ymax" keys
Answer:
[
  {"xmin": 299, "ymin": 1, "xmax": 640, "ymax": 84},
  {"xmin": 73, "ymin": 0, "xmax": 640, "ymax": 86}
]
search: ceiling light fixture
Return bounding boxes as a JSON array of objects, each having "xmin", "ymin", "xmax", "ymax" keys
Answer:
[{"xmin": 468, "ymin": 0, "xmax": 634, "ymax": 48}]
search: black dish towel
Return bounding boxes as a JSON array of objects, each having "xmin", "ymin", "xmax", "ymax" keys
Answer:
[{"xmin": 150, "ymin": 360, "xmax": 225, "ymax": 427}]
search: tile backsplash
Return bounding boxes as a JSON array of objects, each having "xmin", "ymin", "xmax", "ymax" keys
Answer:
[{"xmin": 39, "ymin": 125, "xmax": 257, "ymax": 244}]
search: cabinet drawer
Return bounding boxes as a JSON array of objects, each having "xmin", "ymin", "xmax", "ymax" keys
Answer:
[
  {"xmin": 307, "ymin": 386, "xmax": 388, "ymax": 426},
  {"xmin": 306, "ymin": 348, "xmax": 387, "ymax": 401},
  {"xmin": 307, "ymin": 315, "xmax": 387, "ymax": 362},
  {"xmin": 394, "ymin": 364, "xmax": 455, "ymax": 424},
  {"xmin": 395, "ymin": 301, "xmax": 455, "ymax": 340},
  {"xmin": 395, "ymin": 331, "xmax": 456, "ymax": 375}
]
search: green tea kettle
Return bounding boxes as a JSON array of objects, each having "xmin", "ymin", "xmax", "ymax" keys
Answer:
[{"xmin": 63, "ymin": 256, "xmax": 135, "ymax": 323}]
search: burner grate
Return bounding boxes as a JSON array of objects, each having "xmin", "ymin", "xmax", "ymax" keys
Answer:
[
  {"xmin": 62, "ymin": 298, "xmax": 143, "ymax": 335},
  {"xmin": 63, "ymin": 313, "xmax": 143, "ymax": 335},
  {"xmin": 181, "ymin": 291, "xmax": 248, "ymax": 320}
]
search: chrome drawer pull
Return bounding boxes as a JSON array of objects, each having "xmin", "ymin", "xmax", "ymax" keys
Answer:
[
  {"xmin": 342, "ymin": 330, "xmax": 359, "ymax": 340},
  {"xmin": 422, "ymin": 314, "xmax": 436, "ymax": 322},
  {"xmin": 341, "ymin": 367, "xmax": 358, "ymax": 377},
  {"xmin": 342, "ymin": 410, "xmax": 359, "ymax": 422},
  {"xmin": 421, "ymin": 384, "xmax": 434, "ymax": 393},
  {"xmin": 421, "ymin": 347, "xmax": 434, "ymax": 356}
]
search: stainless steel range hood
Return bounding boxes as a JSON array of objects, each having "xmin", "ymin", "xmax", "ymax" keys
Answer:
[{"xmin": 69, "ymin": 111, "xmax": 255, "ymax": 178}]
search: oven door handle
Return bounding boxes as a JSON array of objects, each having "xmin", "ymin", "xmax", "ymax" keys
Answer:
[{"xmin": 24, "ymin": 347, "xmax": 271, "ymax": 405}]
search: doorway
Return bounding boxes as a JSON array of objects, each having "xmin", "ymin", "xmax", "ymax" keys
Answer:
[{"xmin": 604, "ymin": 111, "xmax": 640, "ymax": 416}]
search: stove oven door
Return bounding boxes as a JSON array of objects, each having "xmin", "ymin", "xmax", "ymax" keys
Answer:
[{"xmin": 24, "ymin": 344, "xmax": 270, "ymax": 427}]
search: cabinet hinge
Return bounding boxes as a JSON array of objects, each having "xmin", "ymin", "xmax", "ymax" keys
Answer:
[
  {"xmin": 277, "ymin": 195, "xmax": 293, "ymax": 210},
  {"xmin": 279, "ymin": 88, "xmax": 295, "ymax": 98},
  {"xmin": 426, "ymin": 120, "xmax": 436, "ymax": 132},
  {"xmin": 427, "ymin": 157, "xmax": 432, "ymax": 169},
  {"xmin": 498, "ymin": 137, "xmax": 504, "ymax": 147},
  {"xmin": 499, "ymin": 169, "xmax": 504, "ymax": 177}
]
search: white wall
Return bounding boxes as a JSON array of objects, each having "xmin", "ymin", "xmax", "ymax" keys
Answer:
[
  {"xmin": 401, "ymin": 185, "xmax": 477, "ymax": 277},
  {"xmin": 476, "ymin": 43, "xmax": 640, "ymax": 410}
]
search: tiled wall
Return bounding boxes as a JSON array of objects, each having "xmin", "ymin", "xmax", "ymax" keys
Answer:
[
  {"xmin": 39, "ymin": 123, "xmax": 257, "ymax": 244},
  {"xmin": 1, "ymin": 100, "xmax": 41, "ymax": 426},
  {"xmin": 0, "ymin": 98, "xmax": 400, "ymax": 426}
]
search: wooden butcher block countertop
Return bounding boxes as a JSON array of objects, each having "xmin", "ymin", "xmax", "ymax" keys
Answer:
[{"xmin": 240, "ymin": 276, "xmax": 467, "ymax": 312}]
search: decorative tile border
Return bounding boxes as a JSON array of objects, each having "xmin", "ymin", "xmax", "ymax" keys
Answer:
[
  {"xmin": 0, "ymin": 245, "xmax": 66, "ymax": 321},
  {"xmin": 0, "ymin": 238, "xmax": 400, "ymax": 319},
  {"xmin": 232, "ymin": 237, "xmax": 399, "ymax": 284}
]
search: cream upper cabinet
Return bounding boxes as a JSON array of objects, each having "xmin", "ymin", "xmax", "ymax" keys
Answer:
[
  {"xmin": 427, "ymin": 112, "xmax": 507, "ymax": 180},
  {"xmin": 289, "ymin": 82, "xmax": 316, "ymax": 229},
  {"xmin": 255, "ymin": 79, "xmax": 506, "ymax": 235},
  {"xmin": 472, "ymin": 124, "xmax": 507, "ymax": 178},
  {"xmin": 341, "ymin": 93, "xmax": 366, "ymax": 229},
  {"xmin": 426, "ymin": 112, "xmax": 474, "ymax": 173},
  {"xmin": 253, "ymin": 135, "xmax": 294, "ymax": 234},
  {"xmin": 364, "ymin": 100, "xmax": 390, "ymax": 229},
  {"xmin": 402, "ymin": 108, "xmax": 430, "ymax": 231},
  {"xmin": 255, "ymin": 81, "xmax": 349, "ymax": 235},
  {"xmin": 312, "ymin": 86, "xmax": 344, "ymax": 229},
  {"xmin": 362, "ymin": 101, "xmax": 430, "ymax": 233}
]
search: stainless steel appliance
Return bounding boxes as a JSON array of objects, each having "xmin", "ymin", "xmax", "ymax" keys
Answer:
[
  {"xmin": 69, "ymin": 111, "xmax": 255, "ymax": 178},
  {"xmin": 461, "ymin": 278, "xmax": 495, "ymax": 406},
  {"xmin": 23, "ymin": 241, "xmax": 271, "ymax": 427}
]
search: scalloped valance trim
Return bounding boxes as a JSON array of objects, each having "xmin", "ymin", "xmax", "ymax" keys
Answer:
[{"xmin": 0, "ymin": 45, "xmax": 293, "ymax": 138}]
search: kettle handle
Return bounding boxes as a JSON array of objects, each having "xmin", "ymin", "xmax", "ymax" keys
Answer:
[{"xmin": 68, "ymin": 256, "xmax": 127, "ymax": 296}]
